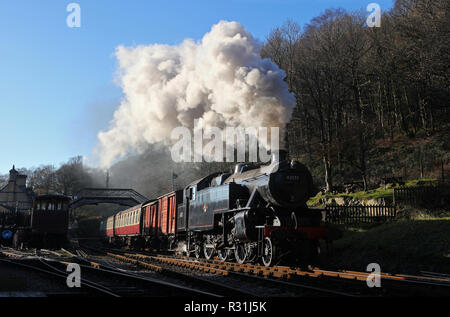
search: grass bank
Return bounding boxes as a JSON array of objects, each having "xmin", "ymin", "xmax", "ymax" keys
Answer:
[
  {"xmin": 308, "ymin": 177, "xmax": 440, "ymax": 207},
  {"xmin": 321, "ymin": 217, "xmax": 450, "ymax": 274}
]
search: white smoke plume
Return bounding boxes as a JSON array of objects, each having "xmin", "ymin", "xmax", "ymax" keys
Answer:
[{"xmin": 96, "ymin": 21, "xmax": 295, "ymax": 167}]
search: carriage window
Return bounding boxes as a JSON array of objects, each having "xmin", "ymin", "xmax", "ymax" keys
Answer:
[{"xmin": 57, "ymin": 201, "xmax": 62, "ymax": 210}]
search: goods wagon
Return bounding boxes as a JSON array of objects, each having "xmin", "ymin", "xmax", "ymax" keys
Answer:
[{"xmin": 157, "ymin": 191, "xmax": 182, "ymax": 249}]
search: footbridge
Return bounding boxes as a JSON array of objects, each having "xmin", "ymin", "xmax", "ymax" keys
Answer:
[{"xmin": 69, "ymin": 188, "xmax": 149, "ymax": 209}]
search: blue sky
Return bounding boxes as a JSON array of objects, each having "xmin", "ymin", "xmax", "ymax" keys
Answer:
[{"xmin": 0, "ymin": 0, "xmax": 394, "ymax": 174}]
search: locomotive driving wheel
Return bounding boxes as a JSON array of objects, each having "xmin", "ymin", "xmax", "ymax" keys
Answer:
[
  {"xmin": 194, "ymin": 243, "xmax": 202, "ymax": 259},
  {"xmin": 203, "ymin": 236, "xmax": 215, "ymax": 260},
  {"xmin": 262, "ymin": 237, "xmax": 275, "ymax": 267},
  {"xmin": 234, "ymin": 243, "xmax": 247, "ymax": 264},
  {"xmin": 203, "ymin": 243, "xmax": 215, "ymax": 260},
  {"xmin": 217, "ymin": 249, "xmax": 231, "ymax": 261}
]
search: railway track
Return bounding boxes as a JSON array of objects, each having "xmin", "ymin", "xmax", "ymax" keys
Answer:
[
  {"xmin": 0, "ymin": 248, "xmax": 223, "ymax": 297},
  {"xmin": 168, "ymin": 254, "xmax": 450, "ymax": 288},
  {"xmin": 78, "ymin": 247, "xmax": 292, "ymax": 296},
  {"xmin": 85, "ymin": 247, "xmax": 361, "ymax": 297},
  {"xmin": 90, "ymin": 247, "xmax": 450, "ymax": 296},
  {"xmin": 3, "ymin": 246, "xmax": 448, "ymax": 297},
  {"xmin": 0, "ymin": 256, "xmax": 118, "ymax": 297},
  {"xmin": 47, "ymin": 247, "xmax": 258, "ymax": 296}
]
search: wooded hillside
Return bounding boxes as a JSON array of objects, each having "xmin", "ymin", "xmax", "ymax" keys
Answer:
[{"xmin": 262, "ymin": 0, "xmax": 449, "ymax": 191}]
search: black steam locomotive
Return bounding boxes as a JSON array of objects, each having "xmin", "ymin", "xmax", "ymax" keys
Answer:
[
  {"xmin": 103, "ymin": 150, "xmax": 336, "ymax": 267},
  {"xmin": 181, "ymin": 150, "xmax": 330, "ymax": 266}
]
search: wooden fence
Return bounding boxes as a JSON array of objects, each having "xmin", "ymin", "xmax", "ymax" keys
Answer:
[
  {"xmin": 325, "ymin": 205, "xmax": 397, "ymax": 225},
  {"xmin": 393, "ymin": 185, "xmax": 449, "ymax": 206}
]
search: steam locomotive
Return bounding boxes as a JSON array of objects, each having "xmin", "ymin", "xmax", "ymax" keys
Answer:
[{"xmin": 101, "ymin": 150, "xmax": 336, "ymax": 267}]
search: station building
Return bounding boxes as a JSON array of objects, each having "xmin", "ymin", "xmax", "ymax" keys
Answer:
[{"xmin": 0, "ymin": 166, "xmax": 34, "ymax": 214}]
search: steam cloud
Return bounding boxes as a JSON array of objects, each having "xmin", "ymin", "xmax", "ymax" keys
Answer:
[{"xmin": 96, "ymin": 21, "xmax": 295, "ymax": 167}]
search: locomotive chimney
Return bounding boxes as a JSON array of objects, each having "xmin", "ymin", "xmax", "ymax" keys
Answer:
[{"xmin": 271, "ymin": 149, "xmax": 288, "ymax": 164}]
